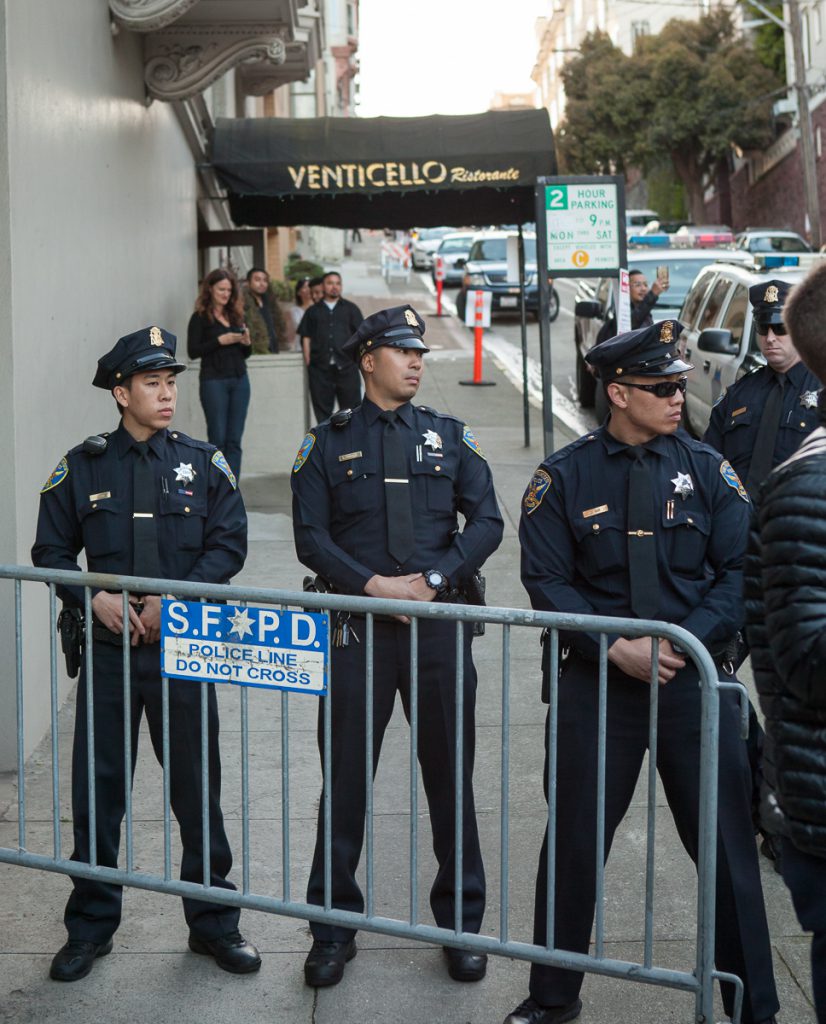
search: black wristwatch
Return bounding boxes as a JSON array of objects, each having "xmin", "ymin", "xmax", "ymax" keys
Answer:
[{"xmin": 424, "ymin": 569, "xmax": 449, "ymax": 596}]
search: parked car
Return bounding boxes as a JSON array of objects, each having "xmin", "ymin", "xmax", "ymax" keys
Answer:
[
  {"xmin": 456, "ymin": 231, "xmax": 559, "ymax": 322},
  {"xmin": 431, "ymin": 232, "xmax": 475, "ymax": 286},
  {"xmin": 573, "ymin": 247, "xmax": 753, "ymax": 410},
  {"xmin": 410, "ymin": 226, "xmax": 452, "ymax": 270},
  {"xmin": 626, "ymin": 208, "xmax": 660, "ymax": 230},
  {"xmin": 734, "ymin": 228, "xmax": 812, "ymax": 255},
  {"xmin": 678, "ymin": 252, "xmax": 826, "ymax": 436}
]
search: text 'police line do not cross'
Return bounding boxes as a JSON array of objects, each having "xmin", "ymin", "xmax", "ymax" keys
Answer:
[{"xmin": 160, "ymin": 599, "xmax": 329, "ymax": 695}]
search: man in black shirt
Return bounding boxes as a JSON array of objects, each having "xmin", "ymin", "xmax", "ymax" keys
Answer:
[{"xmin": 299, "ymin": 272, "xmax": 363, "ymax": 423}]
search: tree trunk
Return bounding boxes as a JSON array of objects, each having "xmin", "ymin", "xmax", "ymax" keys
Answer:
[{"xmin": 670, "ymin": 149, "xmax": 707, "ymax": 224}]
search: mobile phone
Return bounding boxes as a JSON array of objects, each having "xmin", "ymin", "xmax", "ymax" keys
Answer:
[{"xmin": 656, "ymin": 265, "xmax": 670, "ymax": 289}]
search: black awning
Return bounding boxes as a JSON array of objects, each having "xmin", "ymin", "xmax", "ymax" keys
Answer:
[{"xmin": 210, "ymin": 110, "xmax": 556, "ymax": 229}]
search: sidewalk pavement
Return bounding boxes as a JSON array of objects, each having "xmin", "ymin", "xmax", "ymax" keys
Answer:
[{"xmin": 0, "ymin": 233, "xmax": 816, "ymax": 1023}]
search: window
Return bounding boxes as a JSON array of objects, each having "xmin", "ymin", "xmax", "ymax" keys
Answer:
[
  {"xmin": 815, "ymin": 4, "xmax": 823, "ymax": 43},
  {"xmin": 719, "ymin": 285, "xmax": 748, "ymax": 349},
  {"xmin": 697, "ymin": 277, "xmax": 733, "ymax": 332},
  {"xmin": 680, "ymin": 270, "xmax": 715, "ymax": 327},
  {"xmin": 631, "ymin": 21, "xmax": 650, "ymax": 48}
]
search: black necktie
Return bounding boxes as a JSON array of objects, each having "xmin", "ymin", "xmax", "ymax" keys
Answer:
[
  {"xmin": 380, "ymin": 410, "xmax": 415, "ymax": 565},
  {"xmin": 132, "ymin": 441, "xmax": 161, "ymax": 583},
  {"xmin": 746, "ymin": 373, "xmax": 786, "ymax": 494},
  {"xmin": 625, "ymin": 445, "xmax": 659, "ymax": 619}
]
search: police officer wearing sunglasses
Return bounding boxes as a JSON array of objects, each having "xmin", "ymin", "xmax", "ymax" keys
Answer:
[
  {"xmin": 704, "ymin": 279, "xmax": 822, "ymax": 499},
  {"xmin": 505, "ymin": 321, "xmax": 779, "ymax": 1024}
]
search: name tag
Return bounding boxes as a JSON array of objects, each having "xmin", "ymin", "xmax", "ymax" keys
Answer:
[
  {"xmin": 89, "ymin": 491, "xmax": 111, "ymax": 501},
  {"xmin": 731, "ymin": 407, "xmax": 747, "ymax": 418},
  {"xmin": 582, "ymin": 504, "xmax": 609, "ymax": 518},
  {"xmin": 338, "ymin": 451, "xmax": 363, "ymax": 462}
]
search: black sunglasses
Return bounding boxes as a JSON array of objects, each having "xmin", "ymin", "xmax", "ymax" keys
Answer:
[
  {"xmin": 621, "ymin": 377, "xmax": 688, "ymax": 398},
  {"xmin": 755, "ymin": 322, "xmax": 788, "ymax": 337}
]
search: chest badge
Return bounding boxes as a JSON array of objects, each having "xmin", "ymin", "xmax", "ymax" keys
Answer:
[
  {"xmin": 800, "ymin": 390, "xmax": 819, "ymax": 410},
  {"xmin": 671, "ymin": 471, "xmax": 694, "ymax": 499},
  {"xmin": 422, "ymin": 429, "xmax": 442, "ymax": 451},
  {"xmin": 174, "ymin": 462, "xmax": 196, "ymax": 484}
]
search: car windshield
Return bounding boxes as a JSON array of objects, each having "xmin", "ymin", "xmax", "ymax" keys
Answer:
[
  {"xmin": 471, "ymin": 237, "xmax": 537, "ymax": 261},
  {"xmin": 417, "ymin": 227, "xmax": 451, "ymax": 241},
  {"xmin": 750, "ymin": 235, "xmax": 809, "ymax": 253},
  {"xmin": 634, "ymin": 258, "xmax": 721, "ymax": 305},
  {"xmin": 440, "ymin": 237, "xmax": 473, "ymax": 253}
]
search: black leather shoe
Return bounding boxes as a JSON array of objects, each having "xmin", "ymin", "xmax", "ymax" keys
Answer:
[
  {"xmin": 49, "ymin": 938, "xmax": 113, "ymax": 982},
  {"xmin": 442, "ymin": 946, "xmax": 487, "ymax": 981},
  {"xmin": 188, "ymin": 930, "xmax": 261, "ymax": 974},
  {"xmin": 303, "ymin": 939, "xmax": 357, "ymax": 987},
  {"xmin": 503, "ymin": 996, "xmax": 582, "ymax": 1024}
]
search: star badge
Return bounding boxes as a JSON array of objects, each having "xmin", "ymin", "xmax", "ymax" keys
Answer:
[
  {"xmin": 174, "ymin": 463, "xmax": 195, "ymax": 484},
  {"xmin": 228, "ymin": 607, "xmax": 254, "ymax": 640},
  {"xmin": 422, "ymin": 429, "xmax": 442, "ymax": 450},
  {"xmin": 671, "ymin": 471, "xmax": 694, "ymax": 499},
  {"xmin": 800, "ymin": 390, "xmax": 819, "ymax": 409}
]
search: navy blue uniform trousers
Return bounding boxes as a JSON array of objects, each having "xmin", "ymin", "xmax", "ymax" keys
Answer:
[
  {"xmin": 66, "ymin": 640, "xmax": 239, "ymax": 942},
  {"xmin": 307, "ymin": 617, "xmax": 485, "ymax": 941},
  {"xmin": 529, "ymin": 654, "xmax": 779, "ymax": 1023}
]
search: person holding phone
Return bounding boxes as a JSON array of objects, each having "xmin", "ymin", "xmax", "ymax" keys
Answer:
[
  {"xmin": 628, "ymin": 267, "xmax": 665, "ymax": 328},
  {"xmin": 187, "ymin": 269, "xmax": 252, "ymax": 480}
]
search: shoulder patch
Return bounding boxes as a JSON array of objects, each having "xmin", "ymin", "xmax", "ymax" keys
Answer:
[
  {"xmin": 41, "ymin": 457, "xmax": 69, "ymax": 493},
  {"xmin": 211, "ymin": 450, "xmax": 237, "ymax": 489},
  {"xmin": 523, "ymin": 468, "xmax": 552, "ymax": 515},
  {"xmin": 293, "ymin": 433, "xmax": 316, "ymax": 473},
  {"xmin": 719, "ymin": 459, "xmax": 749, "ymax": 502},
  {"xmin": 462, "ymin": 426, "xmax": 486, "ymax": 460}
]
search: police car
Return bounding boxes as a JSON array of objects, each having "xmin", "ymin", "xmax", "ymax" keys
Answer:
[
  {"xmin": 679, "ymin": 252, "xmax": 826, "ymax": 436},
  {"xmin": 573, "ymin": 243, "xmax": 752, "ymax": 409}
]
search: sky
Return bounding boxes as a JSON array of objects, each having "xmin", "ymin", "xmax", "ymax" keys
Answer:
[{"xmin": 355, "ymin": 0, "xmax": 545, "ymax": 118}]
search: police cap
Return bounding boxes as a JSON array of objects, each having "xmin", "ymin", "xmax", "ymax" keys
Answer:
[
  {"xmin": 93, "ymin": 326, "xmax": 186, "ymax": 390},
  {"xmin": 342, "ymin": 304, "xmax": 429, "ymax": 363},
  {"xmin": 749, "ymin": 279, "xmax": 791, "ymax": 327},
  {"xmin": 585, "ymin": 320, "xmax": 693, "ymax": 381}
]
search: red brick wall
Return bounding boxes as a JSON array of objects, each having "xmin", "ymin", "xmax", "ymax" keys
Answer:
[{"xmin": 705, "ymin": 101, "xmax": 826, "ymax": 239}]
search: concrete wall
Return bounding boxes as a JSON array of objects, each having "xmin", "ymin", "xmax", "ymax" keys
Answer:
[
  {"xmin": 175, "ymin": 354, "xmax": 310, "ymax": 478},
  {"xmin": 0, "ymin": 0, "xmax": 198, "ymax": 769}
]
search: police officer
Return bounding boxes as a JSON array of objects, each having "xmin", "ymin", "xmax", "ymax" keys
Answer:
[
  {"xmin": 504, "ymin": 321, "xmax": 779, "ymax": 1024},
  {"xmin": 291, "ymin": 304, "xmax": 503, "ymax": 987},
  {"xmin": 32, "ymin": 327, "xmax": 260, "ymax": 982},
  {"xmin": 704, "ymin": 279, "xmax": 822, "ymax": 497},
  {"xmin": 703, "ymin": 279, "xmax": 821, "ymax": 868}
]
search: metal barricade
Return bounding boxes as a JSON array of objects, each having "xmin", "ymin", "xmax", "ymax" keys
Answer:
[{"xmin": 0, "ymin": 564, "xmax": 749, "ymax": 1022}]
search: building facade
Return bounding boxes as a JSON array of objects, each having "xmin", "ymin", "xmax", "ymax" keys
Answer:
[{"xmin": 0, "ymin": 0, "xmax": 327, "ymax": 770}]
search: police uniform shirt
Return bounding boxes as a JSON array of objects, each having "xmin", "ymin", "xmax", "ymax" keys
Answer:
[
  {"xmin": 32, "ymin": 423, "xmax": 247, "ymax": 606},
  {"xmin": 519, "ymin": 426, "xmax": 750, "ymax": 659},
  {"xmin": 291, "ymin": 398, "xmax": 503, "ymax": 593},
  {"xmin": 703, "ymin": 361, "xmax": 822, "ymax": 481}
]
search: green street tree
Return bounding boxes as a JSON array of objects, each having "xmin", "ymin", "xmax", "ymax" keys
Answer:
[{"xmin": 557, "ymin": 10, "xmax": 782, "ymax": 223}]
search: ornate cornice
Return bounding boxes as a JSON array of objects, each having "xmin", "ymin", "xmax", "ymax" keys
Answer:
[
  {"xmin": 145, "ymin": 25, "xmax": 288, "ymax": 101},
  {"xmin": 109, "ymin": 0, "xmax": 201, "ymax": 33}
]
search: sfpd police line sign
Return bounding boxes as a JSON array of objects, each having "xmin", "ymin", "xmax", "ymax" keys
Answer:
[{"xmin": 161, "ymin": 600, "xmax": 328, "ymax": 695}]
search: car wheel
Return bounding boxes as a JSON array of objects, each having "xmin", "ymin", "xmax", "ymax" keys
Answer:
[
  {"xmin": 576, "ymin": 346, "xmax": 596, "ymax": 408},
  {"xmin": 549, "ymin": 287, "xmax": 560, "ymax": 323}
]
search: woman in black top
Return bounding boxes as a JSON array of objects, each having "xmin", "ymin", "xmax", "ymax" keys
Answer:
[{"xmin": 187, "ymin": 269, "xmax": 252, "ymax": 479}]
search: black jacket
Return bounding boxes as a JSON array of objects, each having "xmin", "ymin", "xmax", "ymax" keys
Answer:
[{"xmin": 744, "ymin": 410, "xmax": 826, "ymax": 859}]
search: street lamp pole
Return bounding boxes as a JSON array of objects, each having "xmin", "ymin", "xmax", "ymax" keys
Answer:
[
  {"xmin": 745, "ymin": 0, "xmax": 821, "ymax": 248},
  {"xmin": 788, "ymin": 0, "xmax": 821, "ymax": 249}
]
